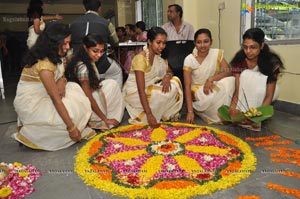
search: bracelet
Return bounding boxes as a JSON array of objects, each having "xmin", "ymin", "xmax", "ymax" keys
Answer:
[
  {"xmin": 165, "ymin": 72, "xmax": 173, "ymax": 78},
  {"xmin": 58, "ymin": 76, "xmax": 67, "ymax": 83},
  {"xmin": 188, "ymin": 110, "xmax": 193, "ymax": 113},
  {"xmin": 206, "ymin": 78, "xmax": 213, "ymax": 83},
  {"xmin": 62, "ymin": 76, "xmax": 67, "ymax": 83},
  {"xmin": 67, "ymin": 124, "xmax": 76, "ymax": 132}
]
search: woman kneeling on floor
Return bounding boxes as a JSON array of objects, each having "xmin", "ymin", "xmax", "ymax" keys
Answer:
[
  {"xmin": 65, "ymin": 34, "xmax": 124, "ymax": 131},
  {"xmin": 13, "ymin": 22, "xmax": 95, "ymax": 151},
  {"xmin": 122, "ymin": 27, "xmax": 183, "ymax": 128},
  {"xmin": 229, "ymin": 28, "xmax": 284, "ymax": 131}
]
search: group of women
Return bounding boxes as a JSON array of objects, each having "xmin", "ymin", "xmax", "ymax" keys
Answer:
[{"xmin": 13, "ymin": 21, "xmax": 284, "ymax": 151}]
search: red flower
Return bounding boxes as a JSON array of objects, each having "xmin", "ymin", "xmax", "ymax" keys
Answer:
[
  {"xmin": 196, "ymin": 173, "xmax": 211, "ymax": 180},
  {"xmin": 95, "ymin": 155, "xmax": 104, "ymax": 162},
  {"xmin": 106, "ymin": 134, "xmax": 115, "ymax": 138},
  {"xmin": 161, "ymin": 144, "xmax": 172, "ymax": 149},
  {"xmin": 230, "ymin": 149, "xmax": 240, "ymax": 155},
  {"xmin": 127, "ymin": 174, "xmax": 139, "ymax": 185}
]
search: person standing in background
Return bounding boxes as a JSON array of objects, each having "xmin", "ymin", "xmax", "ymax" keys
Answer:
[
  {"xmin": 162, "ymin": 4, "xmax": 194, "ymax": 41},
  {"xmin": 70, "ymin": 0, "xmax": 120, "ymax": 84},
  {"xmin": 70, "ymin": 0, "xmax": 118, "ymax": 52},
  {"xmin": 26, "ymin": 0, "xmax": 63, "ymax": 49}
]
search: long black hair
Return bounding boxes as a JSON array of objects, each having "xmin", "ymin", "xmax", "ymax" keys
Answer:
[
  {"xmin": 65, "ymin": 34, "xmax": 105, "ymax": 90},
  {"xmin": 27, "ymin": 0, "xmax": 44, "ymax": 19},
  {"xmin": 23, "ymin": 22, "xmax": 71, "ymax": 67},
  {"xmin": 230, "ymin": 28, "xmax": 284, "ymax": 82}
]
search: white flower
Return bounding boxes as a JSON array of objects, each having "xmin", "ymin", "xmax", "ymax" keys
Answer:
[
  {"xmin": 124, "ymin": 160, "xmax": 135, "ymax": 166},
  {"xmin": 20, "ymin": 182, "xmax": 27, "ymax": 187},
  {"xmin": 113, "ymin": 144, "xmax": 122, "ymax": 149},
  {"xmin": 166, "ymin": 163, "xmax": 176, "ymax": 170},
  {"xmin": 203, "ymin": 155, "xmax": 213, "ymax": 162},
  {"xmin": 198, "ymin": 137, "xmax": 208, "ymax": 142},
  {"xmin": 172, "ymin": 130, "xmax": 180, "ymax": 135},
  {"xmin": 134, "ymin": 131, "xmax": 142, "ymax": 137}
]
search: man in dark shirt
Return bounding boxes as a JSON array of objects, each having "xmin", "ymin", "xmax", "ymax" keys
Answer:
[
  {"xmin": 70, "ymin": 0, "xmax": 119, "ymax": 74},
  {"xmin": 70, "ymin": 0, "xmax": 118, "ymax": 52}
]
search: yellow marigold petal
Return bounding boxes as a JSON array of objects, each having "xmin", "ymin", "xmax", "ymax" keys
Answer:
[
  {"xmin": 107, "ymin": 149, "xmax": 147, "ymax": 161},
  {"xmin": 174, "ymin": 129, "xmax": 203, "ymax": 143},
  {"xmin": 150, "ymin": 127, "xmax": 167, "ymax": 142},
  {"xmin": 0, "ymin": 187, "xmax": 12, "ymax": 197},
  {"xmin": 139, "ymin": 156, "xmax": 164, "ymax": 179},
  {"xmin": 185, "ymin": 145, "xmax": 229, "ymax": 156},
  {"xmin": 108, "ymin": 137, "xmax": 149, "ymax": 146},
  {"xmin": 18, "ymin": 169, "xmax": 30, "ymax": 177},
  {"xmin": 74, "ymin": 123, "xmax": 257, "ymax": 199},
  {"xmin": 13, "ymin": 162, "xmax": 22, "ymax": 167},
  {"xmin": 174, "ymin": 155, "xmax": 204, "ymax": 173}
]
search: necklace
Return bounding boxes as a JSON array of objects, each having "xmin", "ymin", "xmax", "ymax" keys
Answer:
[
  {"xmin": 143, "ymin": 45, "xmax": 149, "ymax": 62},
  {"xmin": 143, "ymin": 45, "xmax": 162, "ymax": 64}
]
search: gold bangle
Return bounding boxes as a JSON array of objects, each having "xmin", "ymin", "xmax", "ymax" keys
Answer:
[
  {"xmin": 188, "ymin": 110, "xmax": 193, "ymax": 113},
  {"xmin": 165, "ymin": 72, "xmax": 173, "ymax": 78},
  {"xmin": 67, "ymin": 124, "xmax": 76, "ymax": 132},
  {"xmin": 62, "ymin": 77, "xmax": 67, "ymax": 83}
]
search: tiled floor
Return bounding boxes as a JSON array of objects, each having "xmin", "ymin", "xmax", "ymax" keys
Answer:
[{"xmin": 0, "ymin": 72, "xmax": 299, "ymax": 199}]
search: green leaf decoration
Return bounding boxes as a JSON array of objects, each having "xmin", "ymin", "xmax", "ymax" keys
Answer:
[{"xmin": 218, "ymin": 105, "xmax": 274, "ymax": 123}]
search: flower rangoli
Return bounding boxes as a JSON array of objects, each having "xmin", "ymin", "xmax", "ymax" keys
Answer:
[{"xmin": 75, "ymin": 123, "xmax": 256, "ymax": 199}]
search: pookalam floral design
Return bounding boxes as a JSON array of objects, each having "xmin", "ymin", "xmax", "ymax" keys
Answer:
[
  {"xmin": 0, "ymin": 162, "xmax": 40, "ymax": 199},
  {"xmin": 75, "ymin": 123, "xmax": 256, "ymax": 199}
]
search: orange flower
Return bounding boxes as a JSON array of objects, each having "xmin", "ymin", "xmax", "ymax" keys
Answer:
[
  {"xmin": 88, "ymin": 141, "xmax": 103, "ymax": 156},
  {"xmin": 279, "ymin": 171, "xmax": 300, "ymax": 179},
  {"xmin": 152, "ymin": 180, "xmax": 197, "ymax": 189},
  {"xmin": 220, "ymin": 160, "xmax": 242, "ymax": 177},
  {"xmin": 157, "ymin": 143, "xmax": 176, "ymax": 152},
  {"xmin": 217, "ymin": 134, "xmax": 238, "ymax": 147},
  {"xmin": 246, "ymin": 135, "xmax": 292, "ymax": 146},
  {"xmin": 264, "ymin": 147, "xmax": 300, "ymax": 166},
  {"xmin": 90, "ymin": 165, "xmax": 112, "ymax": 180},
  {"xmin": 236, "ymin": 196, "xmax": 262, "ymax": 199},
  {"xmin": 246, "ymin": 135, "xmax": 281, "ymax": 141},
  {"xmin": 271, "ymin": 158, "xmax": 300, "ymax": 166},
  {"xmin": 266, "ymin": 183, "xmax": 300, "ymax": 198}
]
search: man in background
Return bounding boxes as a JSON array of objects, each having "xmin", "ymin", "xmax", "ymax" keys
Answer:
[
  {"xmin": 70, "ymin": 0, "xmax": 118, "ymax": 52},
  {"xmin": 70, "ymin": 0, "xmax": 121, "ymax": 82},
  {"xmin": 162, "ymin": 4, "xmax": 194, "ymax": 41}
]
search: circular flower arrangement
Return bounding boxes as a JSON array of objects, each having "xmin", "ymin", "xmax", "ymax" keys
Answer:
[
  {"xmin": 0, "ymin": 162, "xmax": 40, "ymax": 199},
  {"xmin": 75, "ymin": 123, "xmax": 256, "ymax": 199}
]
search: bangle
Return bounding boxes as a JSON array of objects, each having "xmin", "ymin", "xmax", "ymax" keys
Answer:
[
  {"xmin": 59, "ymin": 76, "xmax": 67, "ymax": 83},
  {"xmin": 188, "ymin": 110, "xmax": 193, "ymax": 113},
  {"xmin": 206, "ymin": 78, "xmax": 213, "ymax": 83},
  {"xmin": 67, "ymin": 124, "xmax": 76, "ymax": 132},
  {"xmin": 165, "ymin": 72, "xmax": 173, "ymax": 78}
]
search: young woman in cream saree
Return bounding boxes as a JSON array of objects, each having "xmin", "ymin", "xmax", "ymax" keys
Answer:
[
  {"xmin": 183, "ymin": 28, "xmax": 234, "ymax": 124},
  {"xmin": 123, "ymin": 27, "xmax": 183, "ymax": 128}
]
